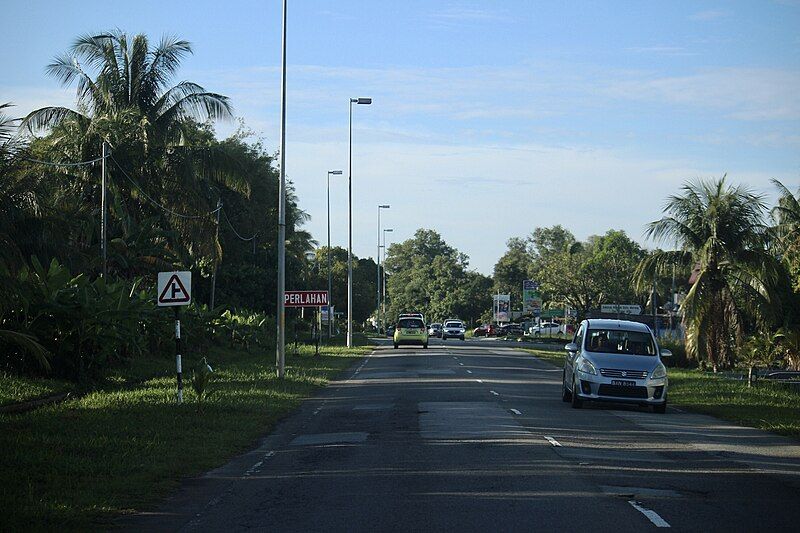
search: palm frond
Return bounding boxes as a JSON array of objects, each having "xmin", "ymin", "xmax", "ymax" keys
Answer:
[{"xmin": 20, "ymin": 106, "xmax": 88, "ymax": 134}]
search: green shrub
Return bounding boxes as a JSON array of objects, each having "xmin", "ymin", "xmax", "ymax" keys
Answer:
[{"xmin": 658, "ymin": 336, "xmax": 694, "ymax": 368}]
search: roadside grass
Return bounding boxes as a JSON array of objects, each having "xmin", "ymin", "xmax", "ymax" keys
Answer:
[
  {"xmin": 666, "ymin": 369, "xmax": 800, "ymax": 439},
  {"xmin": 0, "ymin": 373, "xmax": 74, "ymax": 406},
  {"xmin": 521, "ymin": 348, "xmax": 800, "ymax": 439},
  {"xmin": 0, "ymin": 337, "xmax": 372, "ymax": 531}
]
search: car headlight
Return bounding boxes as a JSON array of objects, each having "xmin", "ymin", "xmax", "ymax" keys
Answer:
[
  {"xmin": 577, "ymin": 358, "xmax": 597, "ymax": 375},
  {"xmin": 652, "ymin": 363, "xmax": 667, "ymax": 379}
]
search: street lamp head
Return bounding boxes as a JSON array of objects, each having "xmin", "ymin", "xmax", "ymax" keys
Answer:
[
  {"xmin": 329, "ymin": 170, "xmax": 343, "ymax": 175},
  {"xmin": 351, "ymin": 97, "xmax": 372, "ymax": 105},
  {"xmin": 384, "ymin": 228, "xmax": 394, "ymax": 233},
  {"xmin": 379, "ymin": 204, "xmax": 390, "ymax": 209}
]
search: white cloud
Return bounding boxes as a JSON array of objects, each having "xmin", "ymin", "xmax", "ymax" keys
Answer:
[
  {"xmin": 604, "ymin": 67, "xmax": 800, "ymax": 120},
  {"xmin": 286, "ymin": 135, "xmax": 791, "ymax": 274},
  {"xmin": 689, "ymin": 10, "xmax": 730, "ymax": 21}
]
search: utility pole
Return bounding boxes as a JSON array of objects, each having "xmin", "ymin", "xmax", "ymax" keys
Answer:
[
  {"xmin": 276, "ymin": 0, "xmax": 288, "ymax": 378},
  {"xmin": 101, "ymin": 141, "xmax": 108, "ymax": 278},
  {"xmin": 210, "ymin": 197, "xmax": 222, "ymax": 309}
]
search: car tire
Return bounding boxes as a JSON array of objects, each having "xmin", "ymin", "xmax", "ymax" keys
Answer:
[
  {"xmin": 393, "ymin": 343, "xmax": 398, "ymax": 349},
  {"xmin": 423, "ymin": 344, "xmax": 428, "ymax": 349},
  {"xmin": 570, "ymin": 377, "xmax": 583, "ymax": 409},
  {"xmin": 460, "ymin": 336, "xmax": 465, "ymax": 341},
  {"xmin": 653, "ymin": 401, "xmax": 667, "ymax": 414},
  {"xmin": 562, "ymin": 372, "xmax": 572, "ymax": 402}
]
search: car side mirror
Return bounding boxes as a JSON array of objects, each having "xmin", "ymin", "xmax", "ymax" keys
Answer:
[
  {"xmin": 660, "ymin": 348, "xmax": 672, "ymax": 357},
  {"xmin": 565, "ymin": 342, "xmax": 578, "ymax": 353}
]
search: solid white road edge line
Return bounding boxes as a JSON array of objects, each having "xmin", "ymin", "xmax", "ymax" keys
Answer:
[
  {"xmin": 544, "ymin": 436, "xmax": 562, "ymax": 447},
  {"xmin": 510, "ymin": 408, "xmax": 522, "ymax": 415},
  {"xmin": 628, "ymin": 500, "xmax": 671, "ymax": 528}
]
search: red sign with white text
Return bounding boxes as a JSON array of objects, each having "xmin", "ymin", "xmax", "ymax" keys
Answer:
[{"xmin": 284, "ymin": 290, "xmax": 329, "ymax": 307}]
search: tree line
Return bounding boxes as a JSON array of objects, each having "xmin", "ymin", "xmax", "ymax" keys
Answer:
[
  {"xmin": 0, "ymin": 31, "xmax": 379, "ymax": 381},
  {"xmin": 490, "ymin": 178, "xmax": 800, "ymax": 372}
]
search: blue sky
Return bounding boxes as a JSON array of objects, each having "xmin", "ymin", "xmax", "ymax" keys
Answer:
[{"xmin": 3, "ymin": 1, "xmax": 799, "ymax": 274}]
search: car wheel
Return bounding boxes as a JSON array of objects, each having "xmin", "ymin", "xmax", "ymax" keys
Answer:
[
  {"xmin": 562, "ymin": 372, "xmax": 572, "ymax": 402},
  {"xmin": 423, "ymin": 343, "xmax": 428, "ymax": 349},
  {"xmin": 653, "ymin": 401, "xmax": 667, "ymax": 414},
  {"xmin": 570, "ymin": 377, "xmax": 583, "ymax": 409},
  {"xmin": 460, "ymin": 336, "xmax": 465, "ymax": 341},
  {"xmin": 393, "ymin": 343, "xmax": 398, "ymax": 349}
]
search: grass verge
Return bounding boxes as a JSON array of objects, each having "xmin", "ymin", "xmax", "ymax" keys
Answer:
[
  {"xmin": 521, "ymin": 347, "xmax": 800, "ymax": 440},
  {"xmin": 0, "ymin": 337, "xmax": 372, "ymax": 531},
  {"xmin": 0, "ymin": 373, "xmax": 74, "ymax": 407}
]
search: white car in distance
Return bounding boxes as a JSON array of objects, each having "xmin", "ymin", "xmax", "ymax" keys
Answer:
[
  {"xmin": 528, "ymin": 321, "xmax": 562, "ymax": 336},
  {"xmin": 442, "ymin": 319, "xmax": 466, "ymax": 341}
]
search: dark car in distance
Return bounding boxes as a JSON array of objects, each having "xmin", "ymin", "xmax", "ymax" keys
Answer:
[{"xmin": 497, "ymin": 323, "xmax": 525, "ymax": 337}]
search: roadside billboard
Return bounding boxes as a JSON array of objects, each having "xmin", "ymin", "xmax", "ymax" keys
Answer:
[
  {"xmin": 494, "ymin": 294, "xmax": 511, "ymax": 322},
  {"xmin": 522, "ymin": 280, "xmax": 542, "ymax": 316}
]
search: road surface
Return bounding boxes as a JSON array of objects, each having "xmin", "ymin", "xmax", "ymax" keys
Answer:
[{"xmin": 125, "ymin": 339, "xmax": 800, "ymax": 531}]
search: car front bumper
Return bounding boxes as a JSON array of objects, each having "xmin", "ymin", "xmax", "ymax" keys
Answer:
[{"xmin": 574, "ymin": 372, "xmax": 667, "ymax": 405}]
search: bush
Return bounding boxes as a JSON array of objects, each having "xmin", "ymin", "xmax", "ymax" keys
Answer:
[
  {"xmin": 0, "ymin": 258, "xmax": 156, "ymax": 381},
  {"xmin": 658, "ymin": 336, "xmax": 694, "ymax": 368},
  {"xmin": 1, "ymin": 257, "xmax": 275, "ymax": 383}
]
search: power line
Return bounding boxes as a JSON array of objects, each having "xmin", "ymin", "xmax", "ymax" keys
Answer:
[
  {"xmin": 17, "ymin": 154, "xmax": 108, "ymax": 167},
  {"xmin": 221, "ymin": 207, "xmax": 258, "ymax": 241},
  {"xmin": 109, "ymin": 155, "xmax": 222, "ymax": 220}
]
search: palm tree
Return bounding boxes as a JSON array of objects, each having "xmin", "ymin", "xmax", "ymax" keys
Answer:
[
  {"xmin": 20, "ymin": 31, "xmax": 247, "ymax": 272},
  {"xmin": 772, "ymin": 180, "xmax": 800, "ymax": 278},
  {"xmin": 635, "ymin": 177, "xmax": 781, "ymax": 371}
]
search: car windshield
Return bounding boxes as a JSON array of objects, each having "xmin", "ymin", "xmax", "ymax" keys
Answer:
[
  {"xmin": 585, "ymin": 329, "xmax": 656, "ymax": 355},
  {"xmin": 445, "ymin": 321, "xmax": 462, "ymax": 328},
  {"xmin": 398, "ymin": 318, "xmax": 425, "ymax": 329}
]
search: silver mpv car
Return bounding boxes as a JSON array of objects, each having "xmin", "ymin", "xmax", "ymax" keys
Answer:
[{"xmin": 562, "ymin": 319, "xmax": 671, "ymax": 413}]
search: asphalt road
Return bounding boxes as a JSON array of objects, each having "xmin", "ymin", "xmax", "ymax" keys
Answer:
[{"xmin": 125, "ymin": 338, "xmax": 800, "ymax": 532}]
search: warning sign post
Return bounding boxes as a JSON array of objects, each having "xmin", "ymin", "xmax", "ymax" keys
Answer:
[
  {"xmin": 158, "ymin": 271, "xmax": 192, "ymax": 307},
  {"xmin": 157, "ymin": 271, "xmax": 192, "ymax": 403}
]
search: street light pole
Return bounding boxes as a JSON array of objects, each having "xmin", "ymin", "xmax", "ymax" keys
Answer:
[
  {"xmin": 347, "ymin": 97, "xmax": 372, "ymax": 348},
  {"xmin": 276, "ymin": 0, "xmax": 288, "ymax": 378},
  {"xmin": 101, "ymin": 140, "xmax": 108, "ymax": 278},
  {"xmin": 376, "ymin": 204, "xmax": 390, "ymax": 333},
  {"xmin": 327, "ymin": 169, "xmax": 342, "ymax": 340},
  {"xmin": 382, "ymin": 228, "xmax": 393, "ymax": 329}
]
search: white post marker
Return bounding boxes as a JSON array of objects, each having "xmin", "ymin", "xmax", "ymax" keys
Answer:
[{"xmin": 158, "ymin": 271, "xmax": 192, "ymax": 403}]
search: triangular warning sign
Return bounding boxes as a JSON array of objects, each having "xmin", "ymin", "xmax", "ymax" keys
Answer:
[{"xmin": 159, "ymin": 274, "xmax": 191, "ymax": 304}]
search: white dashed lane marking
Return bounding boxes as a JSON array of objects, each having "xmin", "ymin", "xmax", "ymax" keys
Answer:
[
  {"xmin": 510, "ymin": 408, "xmax": 522, "ymax": 415},
  {"xmin": 628, "ymin": 501, "xmax": 671, "ymax": 528},
  {"xmin": 476, "ymin": 379, "xmax": 483, "ymax": 383},
  {"xmin": 244, "ymin": 450, "xmax": 275, "ymax": 477},
  {"xmin": 544, "ymin": 436, "xmax": 562, "ymax": 447},
  {"xmin": 489, "ymin": 390, "xmax": 499, "ymax": 396},
  {"xmin": 466, "ymin": 369, "xmax": 472, "ymax": 374}
]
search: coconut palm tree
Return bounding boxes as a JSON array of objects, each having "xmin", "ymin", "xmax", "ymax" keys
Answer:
[
  {"xmin": 635, "ymin": 177, "xmax": 782, "ymax": 371},
  {"xmin": 772, "ymin": 180, "xmax": 800, "ymax": 276},
  {"xmin": 20, "ymin": 31, "xmax": 247, "ymax": 272}
]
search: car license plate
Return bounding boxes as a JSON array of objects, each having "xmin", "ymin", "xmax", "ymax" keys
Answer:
[{"xmin": 611, "ymin": 380, "xmax": 636, "ymax": 387}]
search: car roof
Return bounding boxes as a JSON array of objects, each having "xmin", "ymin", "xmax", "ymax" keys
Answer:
[{"xmin": 584, "ymin": 319, "xmax": 651, "ymax": 333}]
